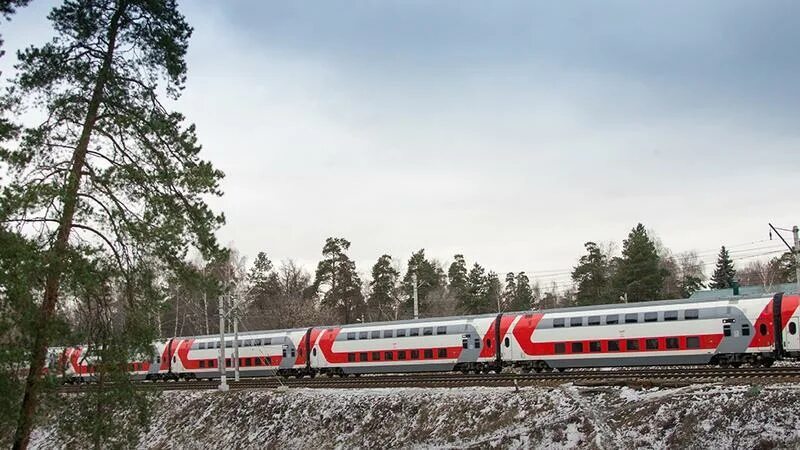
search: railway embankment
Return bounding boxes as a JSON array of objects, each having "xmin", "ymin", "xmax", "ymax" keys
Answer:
[{"xmin": 32, "ymin": 382, "xmax": 800, "ymax": 449}]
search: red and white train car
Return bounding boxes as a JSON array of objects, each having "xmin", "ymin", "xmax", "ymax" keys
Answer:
[
  {"xmin": 308, "ymin": 314, "xmax": 500, "ymax": 376},
  {"xmin": 499, "ymin": 293, "xmax": 800, "ymax": 371}
]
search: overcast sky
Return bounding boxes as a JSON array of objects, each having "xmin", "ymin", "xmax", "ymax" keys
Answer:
[{"xmin": 4, "ymin": 1, "xmax": 798, "ymax": 289}]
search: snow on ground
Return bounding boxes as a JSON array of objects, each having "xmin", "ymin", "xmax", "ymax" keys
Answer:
[{"xmin": 31, "ymin": 382, "xmax": 800, "ymax": 449}]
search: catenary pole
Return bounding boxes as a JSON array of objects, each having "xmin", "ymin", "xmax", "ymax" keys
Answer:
[
  {"xmin": 233, "ymin": 293, "xmax": 240, "ymax": 382},
  {"xmin": 412, "ymin": 272, "xmax": 419, "ymax": 320},
  {"xmin": 218, "ymin": 295, "xmax": 228, "ymax": 392},
  {"xmin": 794, "ymin": 226, "xmax": 800, "ymax": 293}
]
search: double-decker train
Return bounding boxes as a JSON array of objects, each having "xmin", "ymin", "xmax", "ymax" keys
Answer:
[{"xmin": 54, "ymin": 292, "xmax": 800, "ymax": 382}]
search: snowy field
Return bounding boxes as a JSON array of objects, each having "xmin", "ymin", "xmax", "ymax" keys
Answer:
[{"xmin": 32, "ymin": 382, "xmax": 800, "ymax": 449}]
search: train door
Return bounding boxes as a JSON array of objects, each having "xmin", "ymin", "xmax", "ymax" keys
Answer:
[{"xmin": 783, "ymin": 317, "xmax": 800, "ymax": 353}]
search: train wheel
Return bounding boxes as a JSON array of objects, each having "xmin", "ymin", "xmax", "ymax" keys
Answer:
[{"xmin": 326, "ymin": 371, "xmax": 334, "ymax": 378}]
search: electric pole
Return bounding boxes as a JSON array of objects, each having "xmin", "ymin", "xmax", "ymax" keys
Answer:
[
  {"xmin": 233, "ymin": 293, "xmax": 240, "ymax": 382},
  {"xmin": 412, "ymin": 272, "xmax": 419, "ymax": 320},
  {"xmin": 794, "ymin": 226, "xmax": 800, "ymax": 293},
  {"xmin": 768, "ymin": 223, "xmax": 800, "ymax": 292},
  {"xmin": 218, "ymin": 295, "xmax": 229, "ymax": 392}
]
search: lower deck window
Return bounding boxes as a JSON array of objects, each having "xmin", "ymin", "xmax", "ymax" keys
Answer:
[
  {"xmin": 410, "ymin": 350, "xmax": 419, "ymax": 359},
  {"xmin": 686, "ymin": 336, "xmax": 700, "ymax": 349},
  {"xmin": 398, "ymin": 351, "xmax": 407, "ymax": 360},
  {"xmin": 608, "ymin": 340, "xmax": 620, "ymax": 352},
  {"xmin": 360, "ymin": 352, "xmax": 368, "ymax": 362},
  {"xmin": 646, "ymin": 339, "xmax": 659, "ymax": 350},
  {"xmin": 199, "ymin": 360, "xmax": 206, "ymax": 368},
  {"xmin": 666, "ymin": 337, "xmax": 679, "ymax": 349},
  {"xmin": 385, "ymin": 351, "xmax": 394, "ymax": 360},
  {"xmin": 424, "ymin": 349, "xmax": 433, "ymax": 359},
  {"xmin": 372, "ymin": 352, "xmax": 381, "ymax": 361},
  {"xmin": 555, "ymin": 343, "xmax": 566, "ymax": 354},
  {"xmin": 589, "ymin": 341, "xmax": 601, "ymax": 352},
  {"xmin": 438, "ymin": 348, "xmax": 447, "ymax": 358},
  {"xmin": 571, "ymin": 342, "xmax": 583, "ymax": 353},
  {"xmin": 348, "ymin": 353, "xmax": 356, "ymax": 362},
  {"xmin": 626, "ymin": 340, "xmax": 639, "ymax": 351}
]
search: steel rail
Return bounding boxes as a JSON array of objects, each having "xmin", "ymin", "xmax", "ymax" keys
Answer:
[{"xmin": 57, "ymin": 367, "xmax": 800, "ymax": 393}]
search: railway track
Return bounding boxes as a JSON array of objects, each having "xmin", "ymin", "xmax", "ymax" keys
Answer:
[{"xmin": 58, "ymin": 366, "xmax": 800, "ymax": 393}]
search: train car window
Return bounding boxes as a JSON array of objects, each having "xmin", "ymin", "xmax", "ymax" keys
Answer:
[
  {"xmin": 384, "ymin": 330, "xmax": 394, "ymax": 338},
  {"xmin": 625, "ymin": 314, "xmax": 638, "ymax": 324},
  {"xmin": 371, "ymin": 330, "xmax": 381, "ymax": 339},
  {"xmin": 398, "ymin": 351, "xmax": 407, "ymax": 360},
  {"xmin": 438, "ymin": 348, "xmax": 447, "ymax": 358},
  {"xmin": 212, "ymin": 359, "xmax": 217, "ymax": 368},
  {"xmin": 244, "ymin": 339, "xmax": 252, "ymax": 347},
  {"xmin": 685, "ymin": 309, "xmax": 699, "ymax": 320},
  {"xmin": 264, "ymin": 338, "xmax": 272, "ymax": 345},
  {"xmin": 360, "ymin": 352, "xmax": 368, "ymax": 361},
  {"xmin": 385, "ymin": 351, "xmax": 394, "ymax": 360},
  {"xmin": 791, "ymin": 322, "xmax": 798, "ymax": 335},
  {"xmin": 644, "ymin": 312, "xmax": 658, "ymax": 322},
  {"xmin": 462, "ymin": 339, "xmax": 468, "ymax": 349},
  {"xmin": 741, "ymin": 324, "xmax": 750, "ymax": 336},
  {"xmin": 397, "ymin": 329, "xmax": 407, "ymax": 337},
  {"xmin": 253, "ymin": 339, "xmax": 261, "ymax": 346},
  {"xmin": 646, "ymin": 339, "xmax": 659, "ymax": 350},
  {"xmin": 312, "ymin": 348, "xmax": 317, "ymax": 356},
  {"xmin": 410, "ymin": 329, "xmax": 420, "ymax": 337},
  {"xmin": 504, "ymin": 337, "xmax": 510, "ymax": 348},
  {"xmin": 436, "ymin": 326, "xmax": 447, "ymax": 335},
  {"xmin": 760, "ymin": 324, "xmax": 768, "ymax": 336},
  {"xmin": 608, "ymin": 340, "xmax": 620, "ymax": 352},
  {"xmin": 555, "ymin": 343, "xmax": 566, "ymax": 354},
  {"xmin": 553, "ymin": 318, "xmax": 565, "ymax": 328},
  {"xmin": 606, "ymin": 315, "xmax": 619, "ymax": 325},
  {"xmin": 571, "ymin": 342, "xmax": 584, "ymax": 353},
  {"xmin": 423, "ymin": 327, "xmax": 433, "ymax": 336},
  {"xmin": 225, "ymin": 341, "xmax": 232, "ymax": 348},
  {"xmin": 282, "ymin": 348, "xmax": 287, "ymax": 357},
  {"xmin": 291, "ymin": 348, "xmax": 296, "ymax": 357},
  {"xmin": 359, "ymin": 331, "xmax": 368, "ymax": 340},
  {"xmin": 474, "ymin": 339, "xmax": 481, "ymax": 349},
  {"xmin": 348, "ymin": 353, "xmax": 356, "ymax": 362},
  {"xmin": 686, "ymin": 337, "xmax": 700, "ymax": 349},
  {"xmin": 588, "ymin": 316, "xmax": 601, "ymax": 326},
  {"xmin": 589, "ymin": 341, "xmax": 601, "ymax": 352},
  {"xmin": 424, "ymin": 349, "xmax": 433, "ymax": 359},
  {"xmin": 226, "ymin": 358, "xmax": 231, "ymax": 367},
  {"xmin": 372, "ymin": 351, "xmax": 381, "ymax": 360},
  {"xmin": 198, "ymin": 343, "xmax": 206, "ymax": 350},
  {"xmin": 243, "ymin": 358, "xmax": 250, "ymax": 367},
  {"xmin": 626, "ymin": 339, "xmax": 640, "ymax": 351},
  {"xmin": 199, "ymin": 360, "xmax": 206, "ymax": 368},
  {"xmin": 723, "ymin": 324, "xmax": 731, "ymax": 337},
  {"xmin": 666, "ymin": 338, "xmax": 679, "ymax": 349},
  {"xmin": 487, "ymin": 339, "xmax": 492, "ymax": 348},
  {"xmin": 570, "ymin": 317, "xmax": 583, "ymax": 327},
  {"xmin": 411, "ymin": 350, "xmax": 419, "ymax": 359},
  {"xmin": 664, "ymin": 311, "xmax": 678, "ymax": 321}
]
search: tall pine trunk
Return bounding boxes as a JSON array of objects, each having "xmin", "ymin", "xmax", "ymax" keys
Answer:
[{"xmin": 12, "ymin": 4, "xmax": 127, "ymax": 449}]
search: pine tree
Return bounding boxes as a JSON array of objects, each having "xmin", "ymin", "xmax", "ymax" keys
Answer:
[
  {"xmin": 368, "ymin": 255, "xmax": 400, "ymax": 321},
  {"xmin": 461, "ymin": 263, "xmax": 489, "ymax": 313},
  {"xmin": 447, "ymin": 254, "xmax": 469, "ymax": 306},
  {"xmin": 402, "ymin": 249, "xmax": 445, "ymax": 316},
  {"xmin": 502, "ymin": 272, "xmax": 517, "ymax": 310},
  {"xmin": 612, "ymin": 224, "xmax": 666, "ymax": 302},
  {"xmin": 514, "ymin": 271, "xmax": 534, "ymax": 310},
  {"xmin": 572, "ymin": 242, "xmax": 613, "ymax": 305},
  {"xmin": 485, "ymin": 271, "xmax": 502, "ymax": 313},
  {"xmin": 709, "ymin": 246, "xmax": 737, "ymax": 289},
  {"xmin": 3, "ymin": 2, "xmax": 225, "ymax": 447},
  {"xmin": 312, "ymin": 238, "xmax": 365, "ymax": 324}
]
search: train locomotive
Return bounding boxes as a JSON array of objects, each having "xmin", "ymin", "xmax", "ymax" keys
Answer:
[{"xmin": 55, "ymin": 292, "xmax": 800, "ymax": 382}]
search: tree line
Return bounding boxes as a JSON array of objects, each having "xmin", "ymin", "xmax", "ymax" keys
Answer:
[{"xmin": 159, "ymin": 224, "xmax": 797, "ymax": 338}]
